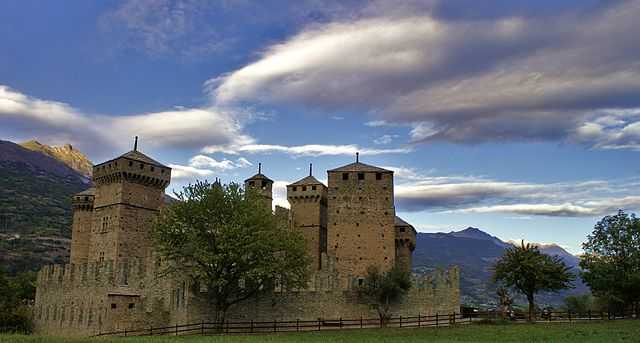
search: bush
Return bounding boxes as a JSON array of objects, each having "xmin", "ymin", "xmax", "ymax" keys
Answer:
[{"xmin": 0, "ymin": 307, "xmax": 33, "ymax": 334}]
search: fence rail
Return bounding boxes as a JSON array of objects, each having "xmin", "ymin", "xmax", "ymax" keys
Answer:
[{"xmin": 94, "ymin": 309, "xmax": 639, "ymax": 337}]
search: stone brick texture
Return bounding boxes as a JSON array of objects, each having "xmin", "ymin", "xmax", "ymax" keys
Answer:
[{"xmin": 34, "ymin": 153, "xmax": 460, "ymax": 336}]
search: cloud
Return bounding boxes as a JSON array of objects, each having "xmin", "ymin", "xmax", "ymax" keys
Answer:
[
  {"xmin": 374, "ymin": 134, "xmax": 396, "ymax": 145},
  {"xmin": 168, "ymin": 164, "xmax": 215, "ymax": 180},
  {"xmin": 392, "ymin": 168, "xmax": 640, "ymax": 217},
  {"xmin": 0, "ymin": 85, "xmax": 252, "ymax": 159},
  {"xmin": 272, "ymin": 180, "xmax": 291, "ymax": 209},
  {"xmin": 209, "ymin": 2, "xmax": 640, "ymax": 149},
  {"xmin": 202, "ymin": 143, "xmax": 412, "ymax": 157}
]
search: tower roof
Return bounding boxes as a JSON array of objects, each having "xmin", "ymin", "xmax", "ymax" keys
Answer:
[
  {"xmin": 75, "ymin": 187, "xmax": 96, "ymax": 197},
  {"xmin": 290, "ymin": 175, "xmax": 325, "ymax": 186},
  {"xmin": 117, "ymin": 150, "xmax": 167, "ymax": 168},
  {"xmin": 394, "ymin": 216, "xmax": 413, "ymax": 227},
  {"xmin": 245, "ymin": 163, "xmax": 273, "ymax": 183},
  {"xmin": 328, "ymin": 161, "xmax": 392, "ymax": 173}
]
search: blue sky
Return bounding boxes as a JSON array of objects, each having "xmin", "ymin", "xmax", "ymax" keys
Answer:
[{"xmin": 2, "ymin": 0, "xmax": 640, "ymax": 254}]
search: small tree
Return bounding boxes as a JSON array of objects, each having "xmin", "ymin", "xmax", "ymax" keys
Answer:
[
  {"xmin": 563, "ymin": 294, "xmax": 594, "ymax": 315},
  {"xmin": 580, "ymin": 210, "xmax": 640, "ymax": 314},
  {"xmin": 360, "ymin": 265, "xmax": 412, "ymax": 325},
  {"xmin": 494, "ymin": 241, "xmax": 575, "ymax": 321},
  {"xmin": 496, "ymin": 286, "xmax": 513, "ymax": 318},
  {"xmin": 153, "ymin": 181, "xmax": 310, "ymax": 327}
]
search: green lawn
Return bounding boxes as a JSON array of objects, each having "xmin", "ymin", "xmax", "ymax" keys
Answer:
[{"xmin": 2, "ymin": 321, "xmax": 639, "ymax": 343}]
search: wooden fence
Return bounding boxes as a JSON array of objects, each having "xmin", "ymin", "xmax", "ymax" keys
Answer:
[{"xmin": 94, "ymin": 309, "xmax": 638, "ymax": 337}]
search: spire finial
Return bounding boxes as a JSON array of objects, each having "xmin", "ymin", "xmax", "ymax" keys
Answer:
[
  {"xmin": 356, "ymin": 152, "xmax": 359, "ymax": 163},
  {"xmin": 258, "ymin": 163, "xmax": 262, "ymax": 174},
  {"xmin": 309, "ymin": 163, "xmax": 313, "ymax": 176},
  {"xmin": 134, "ymin": 136, "xmax": 138, "ymax": 151}
]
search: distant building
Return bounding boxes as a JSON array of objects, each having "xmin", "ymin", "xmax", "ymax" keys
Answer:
[{"xmin": 34, "ymin": 142, "xmax": 459, "ymax": 336}]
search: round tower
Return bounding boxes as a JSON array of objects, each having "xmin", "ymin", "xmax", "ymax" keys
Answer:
[
  {"xmin": 69, "ymin": 188, "xmax": 95, "ymax": 264},
  {"xmin": 244, "ymin": 163, "xmax": 273, "ymax": 210},
  {"xmin": 394, "ymin": 216, "xmax": 416, "ymax": 273}
]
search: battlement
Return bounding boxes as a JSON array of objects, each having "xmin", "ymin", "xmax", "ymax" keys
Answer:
[
  {"xmin": 36, "ymin": 259, "xmax": 148, "ymax": 290},
  {"xmin": 72, "ymin": 189, "xmax": 95, "ymax": 211},
  {"xmin": 93, "ymin": 152, "xmax": 171, "ymax": 189}
]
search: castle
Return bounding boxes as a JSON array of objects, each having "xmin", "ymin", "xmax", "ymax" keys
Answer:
[{"xmin": 33, "ymin": 143, "xmax": 459, "ymax": 336}]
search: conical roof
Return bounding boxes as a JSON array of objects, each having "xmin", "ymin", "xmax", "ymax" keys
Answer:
[
  {"xmin": 290, "ymin": 175, "xmax": 325, "ymax": 186},
  {"xmin": 75, "ymin": 187, "xmax": 96, "ymax": 196},
  {"xmin": 245, "ymin": 163, "xmax": 273, "ymax": 183},
  {"xmin": 395, "ymin": 216, "xmax": 413, "ymax": 227},
  {"xmin": 118, "ymin": 150, "xmax": 167, "ymax": 167}
]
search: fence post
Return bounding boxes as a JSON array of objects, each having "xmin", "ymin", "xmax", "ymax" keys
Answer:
[
  {"xmin": 201, "ymin": 321, "xmax": 204, "ymax": 335},
  {"xmin": 360, "ymin": 316, "xmax": 363, "ymax": 329},
  {"xmin": 250, "ymin": 320, "xmax": 254, "ymax": 333},
  {"xmin": 274, "ymin": 319, "xmax": 277, "ymax": 333},
  {"xmin": 225, "ymin": 320, "xmax": 229, "ymax": 334},
  {"xmin": 436, "ymin": 313, "xmax": 439, "ymax": 327},
  {"xmin": 175, "ymin": 323, "xmax": 178, "ymax": 336},
  {"xmin": 568, "ymin": 311, "xmax": 571, "ymax": 322},
  {"xmin": 399, "ymin": 315, "xmax": 402, "ymax": 328},
  {"xmin": 452, "ymin": 312, "xmax": 456, "ymax": 325},
  {"xmin": 588, "ymin": 310, "xmax": 591, "ymax": 321},
  {"xmin": 296, "ymin": 319, "xmax": 299, "ymax": 332},
  {"xmin": 339, "ymin": 317, "xmax": 342, "ymax": 329},
  {"xmin": 380, "ymin": 316, "xmax": 383, "ymax": 328},
  {"xmin": 418, "ymin": 313, "xmax": 421, "ymax": 328},
  {"xmin": 318, "ymin": 318, "xmax": 321, "ymax": 331},
  {"xmin": 149, "ymin": 326, "xmax": 152, "ymax": 336},
  {"xmin": 124, "ymin": 329, "xmax": 127, "ymax": 337}
]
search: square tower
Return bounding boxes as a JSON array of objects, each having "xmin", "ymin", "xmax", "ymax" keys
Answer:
[
  {"xmin": 327, "ymin": 157, "xmax": 395, "ymax": 282},
  {"xmin": 287, "ymin": 165, "xmax": 328, "ymax": 271},
  {"xmin": 89, "ymin": 143, "xmax": 171, "ymax": 266},
  {"xmin": 244, "ymin": 163, "xmax": 273, "ymax": 211}
]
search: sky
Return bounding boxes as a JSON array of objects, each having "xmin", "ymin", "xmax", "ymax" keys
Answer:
[{"xmin": 2, "ymin": 0, "xmax": 640, "ymax": 254}]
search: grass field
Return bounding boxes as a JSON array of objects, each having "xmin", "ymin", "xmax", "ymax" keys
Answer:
[{"xmin": 1, "ymin": 320, "xmax": 638, "ymax": 343}]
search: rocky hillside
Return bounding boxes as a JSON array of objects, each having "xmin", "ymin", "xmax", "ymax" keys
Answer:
[
  {"xmin": 20, "ymin": 140, "xmax": 93, "ymax": 178},
  {"xmin": 412, "ymin": 227, "xmax": 587, "ymax": 307},
  {"xmin": 0, "ymin": 140, "xmax": 89, "ymax": 273}
]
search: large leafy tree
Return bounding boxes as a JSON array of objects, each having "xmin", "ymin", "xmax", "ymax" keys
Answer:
[
  {"xmin": 494, "ymin": 241, "xmax": 574, "ymax": 320},
  {"xmin": 360, "ymin": 265, "xmax": 412, "ymax": 324},
  {"xmin": 153, "ymin": 181, "xmax": 310, "ymax": 325},
  {"xmin": 580, "ymin": 210, "xmax": 640, "ymax": 313}
]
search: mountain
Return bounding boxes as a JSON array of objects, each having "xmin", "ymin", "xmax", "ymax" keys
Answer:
[
  {"xmin": 412, "ymin": 227, "xmax": 588, "ymax": 307},
  {"xmin": 0, "ymin": 140, "xmax": 89, "ymax": 273},
  {"xmin": 20, "ymin": 140, "xmax": 93, "ymax": 178}
]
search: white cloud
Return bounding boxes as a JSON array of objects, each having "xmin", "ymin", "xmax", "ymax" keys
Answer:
[
  {"xmin": 208, "ymin": 2, "xmax": 640, "ymax": 149},
  {"xmin": 272, "ymin": 180, "xmax": 291, "ymax": 209},
  {"xmin": 168, "ymin": 164, "xmax": 215, "ymax": 180},
  {"xmin": 374, "ymin": 134, "xmax": 396, "ymax": 145},
  {"xmin": 0, "ymin": 85, "xmax": 253, "ymax": 159},
  {"xmin": 202, "ymin": 143, "xmax": 412, "ymax": 157}
]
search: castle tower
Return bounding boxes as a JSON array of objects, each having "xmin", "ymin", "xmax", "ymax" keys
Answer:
[
  {"xmin": 394, "ymin": 216, "xmax": 416, "ymax": 273},
  {"xmin": 244, "ymin": 163, "xmax": 273, "ymax": 210},
  {"xmin": 69, "ymin": 188, "xmax": 95, "ymax": 264},
  {"xmin": 88, "ymin": 137, "xmax": 171, "ymax": 265},
  {"xmin": 327, "ymin": 153, "xmax": 396, "ymax": 283},
  {"xmin": 287, "ymin": 164, "xmax": 328, "ymax": 271}
]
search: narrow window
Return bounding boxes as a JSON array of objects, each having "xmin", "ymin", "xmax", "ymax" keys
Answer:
[
  {"xmin": 358, "ymin": 278, "xmax": 364, "ymax": 286},
  {"xmin": 292, "ymin": 186, "xmax": 297, "ymax": 191},
  {"xmin": 358, "ymin": 173, "xmax": 365, "ymax": 180},
  {"xmin": 150, "ymin": 167, "xmax": 155, "ymax": 172},
  {"xmin": 342, "ymin": 173, "xmax": 349, "ymax": 180},
  {"xmin": 249, "ymin": 181, "xmax": 255, "ymax": 186},
  {"xmin": 376, "ymin": 173, "xmax": 382, "ymax": 180},
  {"xmin": 312, "ymin": 186, "xmax": 317, "ymax": 190},
  {"xmin": 128, "ymin": 303, "xmax": 135, "ymax": 309},
  {"xmin": 128, "ymin": 161, "xmax": 133, "ymax": 167},
  {"xmin": 139, "ymin": 163, "xmax": 144, "ymax": 170},
  {"xmin": 261, "ymin": 181, "xmax": 267, "ymax": 188},
  {"xmin": 400, "ymin": 227, "xmax": 406, "ymax": 233},
  {"xmin": 302, "ymin": 186, "xmax": 307, "ymax": 191},
  {"xmin": 111, "ymin": 304, "xmax": 117, "ymax": 309}
]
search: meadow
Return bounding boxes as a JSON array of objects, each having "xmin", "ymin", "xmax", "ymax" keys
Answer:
[{"xmin": 1, "ymin": 320, "xmax": 639, "ymax": 343}]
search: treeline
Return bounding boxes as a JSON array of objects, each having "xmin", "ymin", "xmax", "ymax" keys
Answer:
[{"xmin": 0, "ymin": 268, "xmax": 36, "ymax": 333}]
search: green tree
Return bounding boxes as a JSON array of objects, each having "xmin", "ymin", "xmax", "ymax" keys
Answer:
[
  {"xmin": 493, "ymin": 241, "xmax": 575, "ymax": 321},
  {"xmin": 152, "ymin": 181, "xmax": 310, "ymax": 327},
  {"xmin": 563, "ymin": 294, "xmax": 594, "ymax": 315},
  {"xmin": 360, "ymin": 265, "xmax": 412, "ymax": 325},
  {"xmin": 580, "ymin": 210, "xmax": 640, "ymax": 313}
]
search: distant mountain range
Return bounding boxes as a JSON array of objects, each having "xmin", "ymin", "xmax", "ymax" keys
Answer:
[
  {"xmin": 412, "ymin": 227, "xmax": 587, "ymax": 307},
  {"xmin": 0, "ymin": 138, "xmax": 587, "ymax": 305},
  {"xmin": 0, "ymin": 139, "xmax": 91, "ymax": 273}
]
